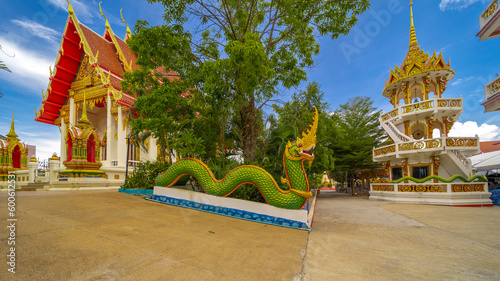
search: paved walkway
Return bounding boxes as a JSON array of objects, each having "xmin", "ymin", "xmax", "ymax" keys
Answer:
[
  {"xmin": 303, "ymin": 191, "xmax": 500, "ymax": 281},
  {"xmin": 0, "ymin": 190, "xmax": 307, "ymax": 281},
  {"xmin": 1, "ymin": 190, "xmax": 499, "ymax": 280}
]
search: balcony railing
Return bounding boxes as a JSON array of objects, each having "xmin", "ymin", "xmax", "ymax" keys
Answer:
[
  {"xmin": 485, "ymin": 75, "xmax": 500, "ymax": 101},
  {"xmin": 379, "ymin": 97, "xmax": 462, "ymax": 123},
  {"xmin": 373, "ymin": 136, "xmax": 479, "ymax": 159},
  {"xmin": 480, "ymin": 0, "xmax": 499, "ymax": 30}
]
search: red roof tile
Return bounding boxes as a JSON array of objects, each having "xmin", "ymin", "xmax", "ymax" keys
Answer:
[
  {"xmin": 480, "ymin": 141, "xmax": 500, "ymax": 153},
  {"xmin": 80, "ymin": 24, "xmax": 124, "ymax": 76}
]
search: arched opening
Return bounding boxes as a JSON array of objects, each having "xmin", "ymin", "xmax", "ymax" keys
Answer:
[
  {"xmin": 432, "ymin": 123, "xmax": 444, "ymax": 138},
  {"xmin": 87, "ymin": 134, "xmax": 95, "ymax": 163},
  {"xmin": 410, "ymin": 85, "xmax": 424, "ymax": 103},
  {"xmin": 67, "ymin": 135, "xmax": 73, "ymax": 161},
  {"xmin": 411, "ymin": 122, "xmax": 427, "ymax": 140},
  {"xmin": 432, "ymin": 128, "xmax": 441, "ymax": 138},
  {"xmin": 12, "ymin": 145, "xmax": 21, "ymax": 168},
  {"xmin": 429, "ymin": 84, "xmax": 438, "ymax": 98}
]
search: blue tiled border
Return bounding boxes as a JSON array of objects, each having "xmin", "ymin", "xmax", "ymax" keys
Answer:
[
  {"xmin": 118, "ymin": 188, "xmax": 154, "ymax": 195},
  {"xmin": 149, "ymin": 194, "xmax": 310, "ymax": 231}
]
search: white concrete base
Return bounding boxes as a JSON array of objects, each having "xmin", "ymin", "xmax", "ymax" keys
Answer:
[
  {"xmin": 153, "ymin": 186, "xmax": 310, "ymax": 228},
  {"xmin": 369, "ymin": 191, "xmax": 493, "ymax": 206}
]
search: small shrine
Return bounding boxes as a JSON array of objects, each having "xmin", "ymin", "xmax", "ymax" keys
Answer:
[
  {"xmin": 0, "ymin": 113, "xmax": 28, "ymax": 181},
  {"xmin": 370, "ymin": 2, "xmax": 492, "ymax": 206},
  {"xmin": 59, "ymin": 96, "xmax": 105, "ymax": 178}
]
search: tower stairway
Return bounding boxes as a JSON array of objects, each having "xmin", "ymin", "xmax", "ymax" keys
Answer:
[{"xmin": 381, "ymin": 119, "xmax": 411, "ymax": 143}]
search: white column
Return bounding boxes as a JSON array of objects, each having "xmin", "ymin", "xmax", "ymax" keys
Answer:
[
  {"xmin": 49, "ymin": 157, "xmax": 59, "ymax": 183},
  {"xmin": 28, "ymin": 160, "xmax": 38, "ymax": 183},
  {"xmin": 117, "ymin": 105, "xmax": 126, "ymax": 167},
  {"xmin": 105, "ymin": 94, "xmax": 112, "ymax": 167},
  {"xmin": 69, "ymin": 97, "xmax": 75, "ymax": 126},
  {"xmin": 60, "ymin": 119, "xmax": 66, "ymax": 167}
]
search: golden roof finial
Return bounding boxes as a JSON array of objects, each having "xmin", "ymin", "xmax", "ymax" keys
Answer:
[
  {"xmin": 99, "ymin": 2, "xmax": 111, "ymax": 30},
  {"xmin": 66, "ymin": 0, "xmax": 74, "ymax": 15},
  {"xmin": 7, "ymin": 111, "xmax": 18, "ymax": 139},
  {"xmin": 78, "ymin": 93, "xmax": 92, "ymax": 128},
  {"xmin": 120, "ymin": 8, "xmax": 132, "ymax": 41},
  {"xmin": 409, "ymin": 0, "xmax": 418, "ymax": 48}
]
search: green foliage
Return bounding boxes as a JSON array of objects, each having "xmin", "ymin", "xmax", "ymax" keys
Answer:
[
  {"xmin": 0, "ymin": 59, "xmax": 10, "ymax": 98},
  {"xmin": 265, "ymin": 82, "xmax": 336, "ymax": 188},
  {"xmin": 205, "ymin": 156, "xmax": 266, "ymax": 203},
  {"xmin": 122, "ymin": 161, "xmax": 171, "ymax": 189},
  {"xmin": 331, "ymin": 96, "xmax": 385, "ymax": 195},
  {"xmin": 126, "ymin": 0, "xmax": 370, "ymax": 161}
]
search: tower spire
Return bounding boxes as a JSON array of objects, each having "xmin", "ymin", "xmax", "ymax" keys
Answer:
[
  {"xmin": 409, "ymin": 0, "xmax": 418, "ymax": 49},
  {"xmin": 78, "ymin": 94, "xmax": 92, "ymax": 128},
  {"xmin": 7, "ymin": 111, "xmax": 18, "ymax": 139}
]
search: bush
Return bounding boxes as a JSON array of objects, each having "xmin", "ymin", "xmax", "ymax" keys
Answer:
[
  {"xmin": 205, "ymin": 156, "xmax": 266, "ymax": 203},
  {"xmin": 122, "ymin": 161, "xmax": 171, "ymax": 190}
]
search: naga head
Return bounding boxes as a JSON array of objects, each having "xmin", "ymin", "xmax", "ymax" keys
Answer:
[{"xmin": 285, "ymin": 106, "xmax": 319, "ymax": 166}]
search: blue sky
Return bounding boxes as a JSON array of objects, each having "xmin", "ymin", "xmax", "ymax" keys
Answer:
[{"xmin": 0, "ymin": 0, "xmax": 498, "ymax": 161}]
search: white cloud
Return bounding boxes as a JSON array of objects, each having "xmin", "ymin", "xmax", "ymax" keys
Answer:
[
  {"xmin": 11, "ymin": 19, "xmax": 59, "ymax": 44},
  {"xmin": 26, "ymin": 137, "xmax": 61, "ymax": 162},
  {"xmin": 0, "ymin": 36, "xmax": 53, "ymax": 93},
  {"xmin": 439, "ymin": 0, "xmax": 488, "ymax": 11},
  {"xmin": 449, "ymin": 121, "xmax": 500, "ymax": 140},
  {"xmin": 451, "ymin": 78, "xmax": 463, "ymax": 86}
]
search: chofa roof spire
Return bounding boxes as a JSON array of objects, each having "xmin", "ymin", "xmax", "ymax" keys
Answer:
[
  {"xmin": 409, "ymin": 0, "xmax": 418, "ymax": 49},
  {"xmin": 6, "ymin": 111, "xmax": 18, "ymax": 139}
]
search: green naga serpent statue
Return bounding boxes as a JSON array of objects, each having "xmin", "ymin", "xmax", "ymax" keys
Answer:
[{"xmin": 155, "ymin": 106, "xmax": 319, "ymax": 210}]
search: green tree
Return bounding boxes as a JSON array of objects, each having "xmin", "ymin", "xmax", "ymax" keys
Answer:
[
  {"xmin": 266, "ymin": 82, "xmax": 336, "ymax": 188},
  {"xmin": 0, "ymin": 60, "xmax": 10, "ymax": 98},
  {"xmin": 128, "ymin": 0, "xmax": 370, "ymax": 161},
  {"xmin": 122, "ymin": 68, "xmax": 206, "ymax": 161},
  {"xmin": 332, "ymin": 96, "xmax": 385, "ymax": 196}
]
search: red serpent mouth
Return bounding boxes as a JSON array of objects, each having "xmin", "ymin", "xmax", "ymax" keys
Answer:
[{"xmin": 301, "ymin": 145, "xmax": 315, "ymax": 156}]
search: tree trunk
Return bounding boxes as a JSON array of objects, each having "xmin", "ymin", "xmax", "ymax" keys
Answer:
[{"xmin": 240, "ymin": 95, "xmax": 257, "ymax": 162}]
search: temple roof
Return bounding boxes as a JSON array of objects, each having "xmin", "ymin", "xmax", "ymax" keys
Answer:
[
  {"xmin": 35, "ymin": 1, "xmax": 140, "ymax": 125},
  {"xmin": 383, "ymin": 1, "xmax": 455, "ymax": 94}
]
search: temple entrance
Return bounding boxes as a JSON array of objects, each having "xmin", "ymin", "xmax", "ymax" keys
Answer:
[
  {"xmin": 67, "ymin": 136, "xmax": 73, "ymax": 161},
  {"xmin": 12, "ymin": 145, "xmax": 21, "ymax": 168},
  {"xmin": 87, "ymin": 134, "xmax": 95, "ymax": 162}
]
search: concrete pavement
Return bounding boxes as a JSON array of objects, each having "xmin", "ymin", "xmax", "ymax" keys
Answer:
[
  {"xmin": 1, "ymin": 190, "xmax": 499, "ymax": 280},
  {"xmin": 0, "ymin": 190, "xmax": 307, "ymax": 281},
  {"xmin": 302, "ymin": 191, "xmax": 500, "ymax": 281}
]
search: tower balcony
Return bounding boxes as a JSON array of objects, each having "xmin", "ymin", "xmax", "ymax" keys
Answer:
[
  {"xmin": 482, "ymin": 75, "xmax": 500, "ymax": 112},
  {"xmin": 477, "ymin": 0, "xmax": 500, "ymax": 41},
  {"xmin": 373, "ymin": 136, "xmax": 480, "ymax": 162},
  {"xmin": 380, "ymin": 97, "xmax": 463, "ymax": 124}
]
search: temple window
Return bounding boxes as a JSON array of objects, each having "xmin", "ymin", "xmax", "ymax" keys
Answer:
[
  {"xmin": 412, "ymin": 166, "xmax": 428, "ymax": 179},
  {"xmin": 128, "ymin": 140, "xmax": 139, "ymax": 166},
  {"xmin": 12, "ymin": 145, "xmax": 21, "ymax": 169},
  {"xmin": 392, "ymin": 167, "xmax": 403, "ymax": 181}
]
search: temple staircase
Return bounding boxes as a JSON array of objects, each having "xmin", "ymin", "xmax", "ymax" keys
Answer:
[{"xmin": 381, "ymin": 120, "xmax": 411, "ymax": 143}]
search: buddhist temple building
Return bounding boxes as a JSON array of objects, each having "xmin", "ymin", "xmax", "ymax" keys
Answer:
[
  {"xmin": 370, "ymin": 2, "xmax": 493, "ymax": 206},
  {"xmin": 33, "ymin": 2, "xmax": 167, "ymax": 189},
  {"xmin": 478, "ymin": 0, "xmax": 500, "ymax": 113},
  {"xmin": 0, "ymin": 113, "xmax": 29, "ymax": 183}
]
